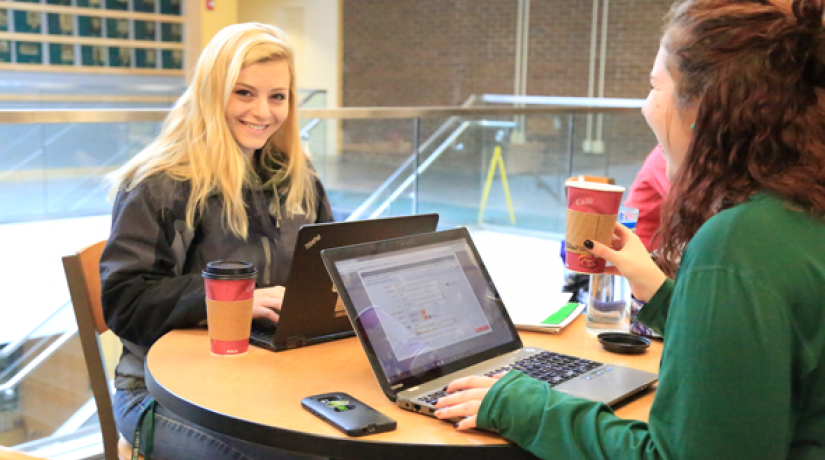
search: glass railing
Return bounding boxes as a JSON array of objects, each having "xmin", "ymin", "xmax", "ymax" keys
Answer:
[
  {"xmin": 0, "ymin": 74, "xmax": 184, "ymax": 224},
  {"xmin": 0, "ymin": 96, "xmax": 653, "ymax": 458},
  {"xmin": 406, "ymin": 104, "xmax": 655, "ymax": 234},
  {"xmin": 296, "ymin": 97, "xmax": 654, "ymax": 235},
  {"xmin": 0, "ymin": 119, "xmax": 162, "ymax": 222},
  {"xmin": 298, "ymin": 89, "xmax": 328, "ymax": 164},
  {"xmin": 0, "ymin": 71, "xmax": 186, "ymax": 109},
  {"xmin": 0, "ymin": 302, "xmax": 92, "ymax": 454}
]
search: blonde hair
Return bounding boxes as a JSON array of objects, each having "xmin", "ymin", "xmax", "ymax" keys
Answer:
[{"xmin": 109, "ymin": 22, "xmax": 316, "ymax": 238}]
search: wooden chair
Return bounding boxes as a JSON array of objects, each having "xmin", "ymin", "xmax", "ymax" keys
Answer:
[{"xmin": 62, "ymin": 241, "xmax": 142, "ymax": 460}]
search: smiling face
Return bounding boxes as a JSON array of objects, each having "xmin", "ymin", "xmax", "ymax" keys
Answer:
[
  {"xmin": 225, "ymin": 59, "xmax": 291, "ymax": 160},
  {"xmin": 642, "ymin": 45, "xmax": 697, "ymax": 181}
]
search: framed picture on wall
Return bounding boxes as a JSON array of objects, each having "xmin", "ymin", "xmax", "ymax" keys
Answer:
[
  {"xmin": 106, "ymin": 18, "xmax": 129, "ymax": 39},
  {"xmin": 160, "ymin": 0, "xmax": 181, "ymax": 16},
  {"xmin": 160, "ymin": 22, "xmax": 182, "ymax": 42},
  {"xmin": 78, "ymin": 16, "xmax": 102, "ymax": 37},
  {"xmin": 4, "ymin": 0, "xmax": 183, "ymax": 74},
  {"xmin": 135, "ymin": 20, "xmax": 156, "ymax": 41},
  {"xmin": 106, "ymin": 0, "xmax": 128, "ymax": 11},
  {"xmin": 16, "ymin": 41, "xmax": 43, "ymax": 64},
  {"xmin": 109, "ymin": 46, "xmax": 131, "ymax": 67},
  {"xmin": 49, "ymin": 43, "xmax": 75, "ymax": 65},
  {"xmin": 48, "ymin": 13, "xmax": 74, "ymax": 35},
  {"xmin": 81, "ymin": 45, "xmax": 105, "ymax": 66},
  {"xmin": 161, "ymin": 49, "xmax": 181, "ymax": 69},
  {"xmin": 0, "ymin": 40, "xmax": 10, "ymax": 63},
  {"xmin": 14, "ymin": 10, "xmax": 42, "ymax": 34},
  {"xmin": 134, "ymin": 0, "xmax": 156, "ymax": 13},
  {"xmin": 135, "ymin": 48, "xmax": 157, "ymax": 68}
]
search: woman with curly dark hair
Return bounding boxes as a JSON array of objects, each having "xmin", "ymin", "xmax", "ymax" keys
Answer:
[{"xmin": 434, "ymin": 1, "xmax": 825, "ymax": 458}]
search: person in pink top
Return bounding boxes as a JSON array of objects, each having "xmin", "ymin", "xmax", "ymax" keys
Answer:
[
  {"xmin": 624, "ymin": 145, "xmax": 669, "ymax": 338},
  {"xmin": 624, "ymin": 145, "xmax": 670, "ymax": 250}
]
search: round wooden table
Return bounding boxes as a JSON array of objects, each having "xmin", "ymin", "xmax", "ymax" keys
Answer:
[{"xmin": 146, "ymin": 316, "xmax": 661, "ymax": 460}]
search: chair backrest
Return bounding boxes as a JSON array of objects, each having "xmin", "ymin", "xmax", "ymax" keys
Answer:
[{"xmin": 62, "ymin": 240, "xmax": 119, "ymax": 460}]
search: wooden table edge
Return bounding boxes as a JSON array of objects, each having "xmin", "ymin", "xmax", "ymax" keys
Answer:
[{"xmin": 144, "ymin": 363, "xmax": 538, "ymax": 460}]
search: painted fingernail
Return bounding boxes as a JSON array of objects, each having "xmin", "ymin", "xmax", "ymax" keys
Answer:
[
  {"xmin": 454, "ymin": 423, "xmax": 460, "ymax": 428},
  {"xmin": 584, "ymin": 240, "xmax": 594, "ymax": 249}
]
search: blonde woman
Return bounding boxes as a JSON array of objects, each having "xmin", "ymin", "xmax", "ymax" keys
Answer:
[{"xmin": 100, "ymin": 23, "xmax": 331, "ymax": 459}]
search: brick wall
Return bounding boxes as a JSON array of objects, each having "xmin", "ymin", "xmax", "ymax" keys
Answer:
[
  {"xmin": 342, "ymin": 0, "xmax": 671, "ymax": 174},
  {"xmin": 344, "ymin": 0, "xmax": 671, "ymax": 103},
  {"xmin": 343, "ymin": 0, "xmax": 518, "ymax": 107}
]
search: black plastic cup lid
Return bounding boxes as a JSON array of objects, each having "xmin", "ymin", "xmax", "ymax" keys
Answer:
[
  {"xmin": 202, "ymin": 260, "xmax": 257, "ymax": 280},
  {"xmin": 597, "ymin": 332, "xmax": 651, "ymax": 354}
]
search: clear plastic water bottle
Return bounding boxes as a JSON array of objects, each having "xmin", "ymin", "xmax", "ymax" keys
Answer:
[{"xmin": 585, "ymin": 206, "xmax": 639, "ymax": 336}]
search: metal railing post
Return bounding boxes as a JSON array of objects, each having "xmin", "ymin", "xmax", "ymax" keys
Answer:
[
  {"xmin": 567, "ymin": 114, "xmax": 575, "ymax": 179},
  {"xmin": 412, "ymin": 117, "xmax": 420, "ymax": 215}
]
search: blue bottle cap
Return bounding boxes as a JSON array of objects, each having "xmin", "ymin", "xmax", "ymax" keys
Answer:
[{"xmin": 620, "ymin": 219, "xmax": 637, "ymax": 230}]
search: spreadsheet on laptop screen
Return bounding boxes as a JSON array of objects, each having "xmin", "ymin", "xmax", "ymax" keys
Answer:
[{"xmin": 333, "ymin": 238, "xmax": 517, "ymax": 384}]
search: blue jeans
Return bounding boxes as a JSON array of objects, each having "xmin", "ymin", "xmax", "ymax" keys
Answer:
[{"xmin": 114, "ymin": 388, "xmax": 321, "ymax": 460}]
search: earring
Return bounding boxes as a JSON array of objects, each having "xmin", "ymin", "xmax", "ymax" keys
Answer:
[{"xmin": 690, "ymin": 123, "xmax": 695, "ymax": 130}]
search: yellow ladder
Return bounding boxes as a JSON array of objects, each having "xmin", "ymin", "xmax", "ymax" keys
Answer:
[{"xmin": 478, "ymin": 145, "xmax": 516, "ymax": 224}]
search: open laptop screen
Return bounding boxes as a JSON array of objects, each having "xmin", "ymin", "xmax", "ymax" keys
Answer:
[{"xmin": 332, "ymin": 235, "xmax": 518, "ymax": 384}]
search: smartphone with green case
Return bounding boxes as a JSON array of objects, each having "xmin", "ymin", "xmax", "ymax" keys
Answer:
[{"xmin": 301, "ymin": 392, "xmax": 397, "ymax": 437}]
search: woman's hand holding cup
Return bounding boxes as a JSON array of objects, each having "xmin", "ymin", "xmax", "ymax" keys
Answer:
[{"xmin": 587, "ymin": 222, "xmax": 668, "ymax": 302}]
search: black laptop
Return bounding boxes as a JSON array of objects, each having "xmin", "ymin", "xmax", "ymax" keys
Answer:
[
  {"xmin": 320, "ymin": 227, "xmax": 658, "ymax": 415},
  {"xmin": 249, "ymin": 213, "xmax": 439, "ymax": 351}
]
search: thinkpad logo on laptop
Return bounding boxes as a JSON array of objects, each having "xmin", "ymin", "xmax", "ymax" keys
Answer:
[{"xmin": 305, "ymin": 234, "xmax": 321, "ymax": 250}]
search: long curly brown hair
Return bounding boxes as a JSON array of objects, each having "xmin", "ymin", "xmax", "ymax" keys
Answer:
[{"xmin": 657, "ymin": 0, "xmax": 825, "ymax": 276}]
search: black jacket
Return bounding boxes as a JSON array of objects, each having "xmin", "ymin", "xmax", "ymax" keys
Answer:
[{"xmin": 100, "ymin": 169, "xmax": 333, "ymax": 389}]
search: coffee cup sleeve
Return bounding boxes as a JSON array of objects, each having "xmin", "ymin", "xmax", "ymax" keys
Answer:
[
  {"xmin": 565, "ymin": 208, "xmax": 617, "ymax": 255},
  {"xmin": 206, "ymin": 299, "xmax": 254, "ymax": 341}
]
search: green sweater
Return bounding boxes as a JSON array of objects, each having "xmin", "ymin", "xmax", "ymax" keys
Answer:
[{"xmin": 477, "ymin": 193, "xmax": 825, "ymax": 459}]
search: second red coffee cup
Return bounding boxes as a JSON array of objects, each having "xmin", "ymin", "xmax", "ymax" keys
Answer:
[{"xmin": 565, "ymin": 181, "xmax": 625, "ymax": 274}]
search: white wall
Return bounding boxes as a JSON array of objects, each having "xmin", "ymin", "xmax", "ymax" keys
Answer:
[{"xmin": 239, "ymin": 0, "xmax": 340, "ymax": 155}]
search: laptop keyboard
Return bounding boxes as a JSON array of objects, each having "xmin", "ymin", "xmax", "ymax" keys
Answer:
[
  {"xmin": 418, "ymin": 390, "xmax": 449, "ymax": 405},
  {"xmin": 417, "ymin": 351, "xmax": 602, "ymax": 405}
]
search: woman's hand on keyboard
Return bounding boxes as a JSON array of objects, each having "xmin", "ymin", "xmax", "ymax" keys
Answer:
[
  {"xmin": 253, "ymin": 286, "xmax": 285, "ymax": 323},
  {"xmin": 432, "ymin": 374, "xmax": 505, "ymax": 431}
]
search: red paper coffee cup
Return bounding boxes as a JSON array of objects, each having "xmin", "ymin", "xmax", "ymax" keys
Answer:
[
  {"xmin": 202, "ymin": 260, "xmax": 257, "ymax": 355},
  {"xmin": 565, "ymin": 181, "xmax": 625, "ymax": 274}
]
